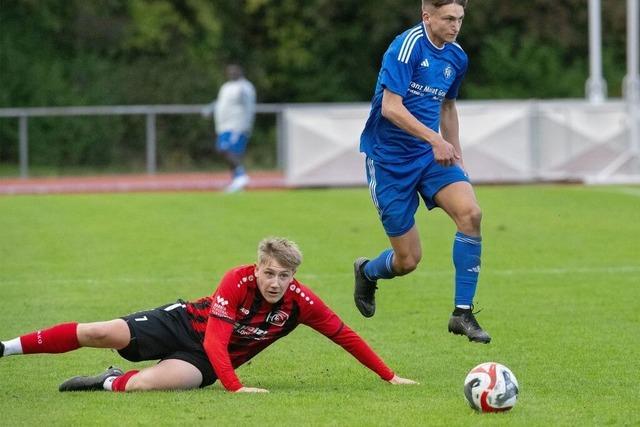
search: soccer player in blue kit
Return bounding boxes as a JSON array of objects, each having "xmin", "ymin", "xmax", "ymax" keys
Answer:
[{"xmin": 354, "ymin": 0, "xmax": 491, "ymax": 343}]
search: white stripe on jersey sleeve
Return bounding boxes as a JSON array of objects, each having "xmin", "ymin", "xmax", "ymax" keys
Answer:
[
  {"xmin": 397, "ymin": 26, "xmax": 422, "ymax": 63},
  {"xmin": 401, "ymin": 33, "xmax": 423, "ymax": 63}
]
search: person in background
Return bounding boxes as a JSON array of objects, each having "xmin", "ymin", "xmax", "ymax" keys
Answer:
[{"xmin": 202, "ymin": 64, "xmax": 256, "ymax": 193}]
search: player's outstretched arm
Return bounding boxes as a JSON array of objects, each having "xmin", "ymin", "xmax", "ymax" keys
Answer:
[
  {"xmin": 234, "ymin": 386, "xmax": 269, "ymax": 393},
  {"xmin": 388, "ymin": 374, "xmax": 419, "ymax": 385}
]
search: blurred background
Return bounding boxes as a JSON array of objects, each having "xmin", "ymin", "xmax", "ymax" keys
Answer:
[{"xmin": 0, "ymin": 0, "xmax": 635, "ymax": 181}]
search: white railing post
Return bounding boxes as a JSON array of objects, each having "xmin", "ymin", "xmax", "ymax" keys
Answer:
[
  {"xmin": 626, "ymin": 0, "xmax": 640, "ymax": 164},
  {"xmin": 19, "ymin": 115, "xmax": 28, "ymax": 178},
  {"xmin": 586, "ymin": 0, "xmax": 607, "ymax": 103},
  {"xmin": 146, "ymin": 112, "xmax": 157, "ymax": 174}
]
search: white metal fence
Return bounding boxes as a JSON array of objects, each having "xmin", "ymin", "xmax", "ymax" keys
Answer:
[
  {"xmin": 0, "ymin": 104, "xmax": 285, "ymax": 178},
  {"xmin": 1, "ymin": 100, "xmax": 639, "ymax": 184}
]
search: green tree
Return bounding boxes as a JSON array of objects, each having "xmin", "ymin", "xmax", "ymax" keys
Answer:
[{"xmin": 0, "ymin": 0, "xmax": 631, "ymax": 175}]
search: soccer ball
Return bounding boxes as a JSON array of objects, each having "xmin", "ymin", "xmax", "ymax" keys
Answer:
[{"xmin": 463, "ymin": 362, "xmax": 519, "ymax": 412}]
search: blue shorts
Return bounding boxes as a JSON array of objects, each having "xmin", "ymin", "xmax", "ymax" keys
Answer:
[
  {"xmin": 216, "ymin": 131, "xmax": 249, "ymax": 156},
  {"xmin": 365, "ymin": 155, "xmax": 470, "ymax": 237}
]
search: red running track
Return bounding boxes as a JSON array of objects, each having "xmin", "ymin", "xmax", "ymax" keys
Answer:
[{"xmin": 0, "ymin": 171, "xmax": 286, "ymax": 195}]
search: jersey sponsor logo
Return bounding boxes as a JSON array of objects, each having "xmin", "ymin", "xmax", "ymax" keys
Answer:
[
  {"xmin": 234, "ymin": 324, "xmax": 268, "ymax": 338},
  {"xmin": 408, "ymin": 81, "xmax": 447, "ymax": 100},
  {"xmin": 266, "ymin": 310, "xmax": 289, "ymax": 327},
  {"xmin": 212, "ymin": 295, "xmax": 230, "ymax": 318},
  {"xmin": 443, "ymin": 64, "xmax": 455, "ymax": 80},
  {"xmin": 420, "ymin": 58, "xmax": 430, "ymax": 68},
  {"xmin": 410, "ymin": 81, "xmax": 425, "ymax": 92}
]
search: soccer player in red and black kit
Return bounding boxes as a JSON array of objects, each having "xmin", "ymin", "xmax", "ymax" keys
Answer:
[{"xmin": 0, "ymin": 237, "xmax": 416, "ymax": 392}]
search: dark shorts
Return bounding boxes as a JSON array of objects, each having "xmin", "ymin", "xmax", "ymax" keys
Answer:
[
  {"xmin": 118, "ymin": 301, "xmax": 218, "ymax": 387},
  {"xmin": 365, "ymin": 155, "xmax": 470, "ymax": 237}
]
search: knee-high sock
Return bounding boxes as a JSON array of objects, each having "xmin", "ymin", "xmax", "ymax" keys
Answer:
[
  {"xmin": 453, "ymin": 232, "xmax": 482, "ymax": 307},
  {"xmin": 363, "ymin": 248, "xmax": 396, "ymax": 281},
  {"xmin": 19, "ymin": 322, "xmax": 80, "ymax": 354},
  {"xmin": 109, "ymin": 370, "xmax": 139, "ymax": 392}
]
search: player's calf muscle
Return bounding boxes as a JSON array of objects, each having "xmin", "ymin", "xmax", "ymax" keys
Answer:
[{"xmin": 393, "ymin": 254, "xmax": 420, "ymax": 275}]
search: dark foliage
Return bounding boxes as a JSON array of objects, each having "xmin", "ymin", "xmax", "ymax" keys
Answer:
[{"xmin": 0, "ymin": 0, "xmax": 628, "ymax": 173}]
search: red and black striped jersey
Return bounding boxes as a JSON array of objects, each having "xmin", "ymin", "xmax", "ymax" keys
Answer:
[{"xmin": 185, "ymin": 264, "xmax": 394, "ymax": 391}]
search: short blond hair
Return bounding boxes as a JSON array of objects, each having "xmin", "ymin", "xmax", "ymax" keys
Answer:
[
  {"xmin": 422, "ymin": 0, "xmax": 467, "ymax": 9},
  {"xmin": 257, "ymin": 237, "xmax": 303, "ymax": 270}
]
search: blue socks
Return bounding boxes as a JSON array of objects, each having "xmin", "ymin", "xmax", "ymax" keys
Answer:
[
  {"xmin": 363, "ymin": 232, "xmax": 482, "ymax": 306},
  {"xmin": 363, "ymin": 248, "xmax": 396, "ymax": 281},
  {"xmin": 453, "ymin": 232, "xmax": 482, "ymax": 307}
]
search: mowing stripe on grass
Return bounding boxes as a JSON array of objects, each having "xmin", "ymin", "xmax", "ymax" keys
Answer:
[{"xmin": 2, "ymin": 265, "xmax": 638, "ymax": 287}]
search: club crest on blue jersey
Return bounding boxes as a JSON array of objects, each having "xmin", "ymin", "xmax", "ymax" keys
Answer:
[{"xmin": 443, "ymin": 64, "xmax": 455, "ymax": 80}]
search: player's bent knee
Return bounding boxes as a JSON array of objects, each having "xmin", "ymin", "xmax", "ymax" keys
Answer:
[
  {"xmin": 456, "ymin": 206, "xmax": 482, "ymax": 234},
  {"xmin": 468, "ymin": 206, "xmax": 482, "ymax": 228}
]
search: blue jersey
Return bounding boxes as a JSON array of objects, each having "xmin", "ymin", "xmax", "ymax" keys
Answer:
[{"xmin": 360, "ymin": 22, "xmax": 468, "ymax": 164}]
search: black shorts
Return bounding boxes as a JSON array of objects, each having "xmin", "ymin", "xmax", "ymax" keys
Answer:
[{"xmin": 118, "ymin": 301, "xmax": 218, "ymax": 387}]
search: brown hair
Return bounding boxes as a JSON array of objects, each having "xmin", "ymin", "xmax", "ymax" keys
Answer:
[
  {"xmin": 422, "ymin": 0, "xmax": 467, "ymax": 8},
  {"xmin": 257, "ymin": 237, "xmax": 303, "ymax": 270}
]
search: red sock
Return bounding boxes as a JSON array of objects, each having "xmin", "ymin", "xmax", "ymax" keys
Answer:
[
  {"xmin": 111, "ymin": 370, "xmax": 139, "ymax": 392},
  {"xmin": 19, "ymin": 322, "xmax": 80, "ymax": 354}
]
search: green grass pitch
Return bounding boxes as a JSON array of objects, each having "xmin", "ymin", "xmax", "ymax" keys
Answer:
[{"xmin": 0, "ymin": 185, "xmax": 638, "ymax": 426}]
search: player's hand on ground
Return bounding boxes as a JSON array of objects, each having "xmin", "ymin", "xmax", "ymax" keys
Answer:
[
  {"xmin": 388, "ymin": 374, "xmax": 419, "ymax": 385},
  {"xmin": 431, "ymin": 137, "xmax": 460, "ymax": 167},
  {"xmin": 235, "ymin": 386, "xmax": 269, "ymax": 393}
]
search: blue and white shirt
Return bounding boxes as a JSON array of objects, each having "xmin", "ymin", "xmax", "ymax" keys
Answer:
[{"xmin": 360, "ymin": 22, "xmax": 468, "ymax": 164}]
